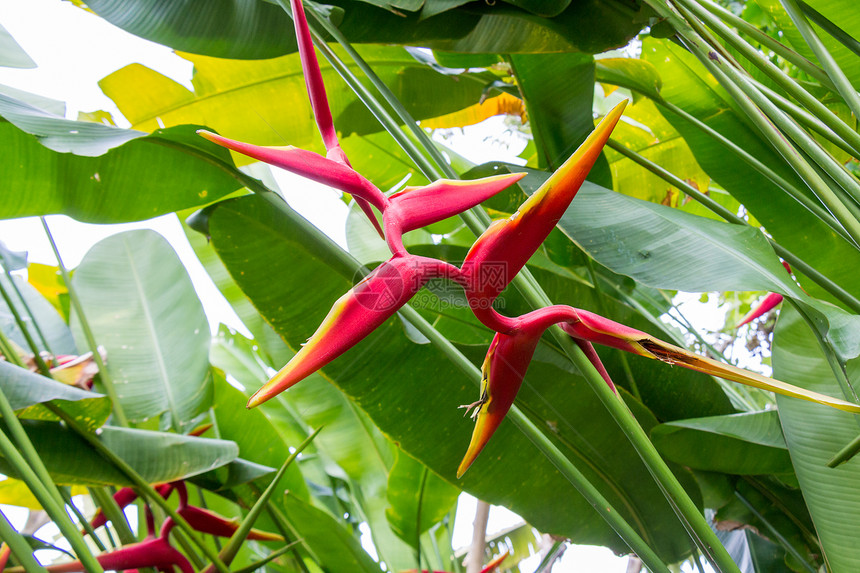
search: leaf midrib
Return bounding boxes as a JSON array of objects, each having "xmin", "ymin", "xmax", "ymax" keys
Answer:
[{"xmin": 123, "ymin": 236, "xmax": 180, "ymax": 429}]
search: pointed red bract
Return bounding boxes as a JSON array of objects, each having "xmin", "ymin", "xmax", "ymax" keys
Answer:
[
  {"xmin": 248, "ymin": 254, "xmax": 463, "ymax": 408},
  {"xmin": 736, "ymin": 292, "xmax": 784, "ymax": 327},
  {"xmin": 462, "ymin": 101, "xmax": 626, "ymax": 306}
]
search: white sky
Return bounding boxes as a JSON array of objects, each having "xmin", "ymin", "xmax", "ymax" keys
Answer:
[{"xmin": 0, "ymin": 0, "xmax": 725, "ymax": 571}]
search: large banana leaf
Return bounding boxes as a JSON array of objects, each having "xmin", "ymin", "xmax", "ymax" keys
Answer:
[
  {"xmin": 0, "ymin": 103, "xmax": 242, "ymax": 222},
  {"xmin": 0, "ymin": 421, "xmax": 238, "ymax": 486},
  {"xmin": 82, "ymin": 0, "xmax": 651, "ymax": 58},
  {"xmin": 773, "ymin": 306, "xmax": 860, "ymax": 571},
  {"xmin": 0, "ymin": 361, "xmax": 110, "ymax": 432},
  {"xmin": 206, "ymin": 193, "xmax": 700, "ymax": 561},
  {"xmin": 71, "ymin": 230, "xmax": 212, "ymax": 431}
]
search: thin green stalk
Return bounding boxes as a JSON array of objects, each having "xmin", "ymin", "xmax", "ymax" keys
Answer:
[
  {"xmin": 3, "ymin": 267, "xmax": 54, "ymax": 357},
  {"xmin": 798, "ymin": 0, "xmax": 860, "ymax": 58},
  {"xmin": 415, "ymin": 467, "xmax": 429, "ymax": 572},
  {"xmin": 734, "ymin": 492, "xmax": 817, "ymax": 573},
  {"xmin": 668, "ymin": 3, "xmax": 860, "ymax": 245},
  {"xmin": 0, "ymin": 326, "xmax": 26, "ymax": 368},
  {"xmin": 206, "ymin": 428, "xmax": 322, "ymax": 571},
  {"xmin": 780, "ymin": 0, "xmax": 860, "ymax": 120},
  {"xmin": 606, "ymin": 138, "xmax": 860, "ymax": 313},
  {"xmin": 396, "ymin": 305, "xmax": 671, "ymax": 573},
  {"xmin": 688, "ymin": 543, "xmax": 706, "ymax": 573},
  {"xmin": 695, "ymin": 0, "xmax": 836, "ymax": 89},
  {"xmin": 264, "ymin": 503, "xmax": 320, "ymax": 570},
  {"xmin": 86, "ymin": 488, "xmax": 118, "ymax": 549},
  {"xmin": 44, "ymin": 404, "xmax": 230, "ymax": 573},
  {"xmin": 584, "ymin": 256, "xmax": 641, "ymax": 400},
  {"xmin": 828, "ymin": 432, "xmax": 860, "ymax": 467},
  {"xmin": 651, "ymin": 98, "xmax": 851, "ymax": 244},
  {"xmin": 751, "ymin": 79, "xmax": 860, "ymax": 160},
  {"xmin": 40, "ymin": 218, "xmax": 129, "ymax": 427},
  {"xmin": 0, "ymin": 278, "xmax": 50, "ymax": 376},
  {"xmin": 0, "ymin": 420, "xmax": 104, "ymax": 572},
  {"xmin": 170, "ymin": 527, "xmax": 205, "ymax": 570},
  {"xmin": 59, "ymin": 487, "xmax": 108, "ymax": 552},
  {"xmin": 0, "ymin": 508, "xmax": 47, "ymax": 573},
  {"xmin": 88, "ymin": 486, "xmax": 136, "ymax": 546},
  {"xmin": 680, "ymin": 0, "xmax": 860, "ymax": 158}
]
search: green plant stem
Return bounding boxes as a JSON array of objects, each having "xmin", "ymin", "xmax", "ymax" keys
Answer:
[
  {"xmin": 734, "ymin": 492, "xmax": 817, "ymax": 573},
  {"xmin": 0, "ymin": 327, "xmax": 25, "ymax": 368},
  {"xmin": 651, "ymin": 97, "xmax": 851, "ymax": 244},
  {"xmin": 396, "ymin": 305, "xmax": 671, "ymax": 573},
  {"xmin": 694, "ymin": 0, "xmax": 836, "ymax": 90},
  {"xmin": 828, "ymin": 432, "xmax": 860, "ymax": 467},
  {"xmin": 606, "ymin": 138, "xmax": 860, "ymax": 313},
  {"xmin": 2, "ymin": 267, "xmax": 54, "ymax": 357},
  {"xmin": 206, "ymin": 428, "xmax": 322, "ymax": 571},
  {"xmin": 0, "ymin": 279, "xmax": 50, "ymax": 376},
  {"xmin": 752, "ymin": 79, "xmax": 860, "ymax": 160},
  {"xmin": 679, "ymin": 0, "xmax": 860, "ymax": 159},
  {"xmin": 0, "ymin": 418, "xmax": 104, "ymax": 572},
  {"xmin": 40, "ymin": 218, "xmax": 129, "ymax": 427},
  {"xmin": 779, "ymin": 0, "xmax": 860, "ymax": 120},
  {"xmin": 415, "ymin": 467, "xmax": 429, "ymax": 572},
  {"xmin": 88, "ymin": 486, "xmax": 136, "ymax": 546},
  {"xmin": 0, "ymin": 508, "xmax": 47, "ymax": 573},
  {"xmin": 232, "ymin": 541, "xmax": 301, "ymax": 573},
  {"xmin": 59, "ymin": 487, "xmax": 108, "ymax": 552},
  {"xmin": 44, "ymin": 404, "xmax": 230, "ymax": 573},
  {"xmin": 667, "ymin": 3, "xmax": 860, "ymax": 246}
]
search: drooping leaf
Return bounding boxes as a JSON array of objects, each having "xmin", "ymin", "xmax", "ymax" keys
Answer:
[
  {"xmin": 0, "ymin": 93, "xmax": 242, "ymax": 223},
  {"xmin": 0, "ymin": 421, "xmax": 238, "ymax": 486},
  {"xmin": 71, "ymin": 230, "xmax": 212, "ymax": 431},
  {"xmin": 0, "ymin": 361, "xmax": 110, "ymax": 431}
]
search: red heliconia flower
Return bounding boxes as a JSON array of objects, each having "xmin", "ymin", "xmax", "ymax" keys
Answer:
[
  {"xmin": 247, "ymin": 254, "xmax": 465, "ymax": 408},
  {"xmin": 47, "ymin": 519, "xmax": 193, "ymax": 573},
  {"xmin": 402, "ymin": 550, "xmax": 508, "ymax": 573},
  {"xmin": 461, "ymin": 101, "xmax": 627, "ymax": 316},
  {"xmin": 178, "ymin": 505, "xmax": 283, "ymax": 542}
]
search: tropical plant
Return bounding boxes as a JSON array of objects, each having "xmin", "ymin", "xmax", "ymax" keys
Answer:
[{"xmin": 2, "ymin": 0, "xmax": 860, "ymax": 572}]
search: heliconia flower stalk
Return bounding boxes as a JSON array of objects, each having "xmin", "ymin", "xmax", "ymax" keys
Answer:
[
  {"xmin": 247, "ymin": 254, "xmax": 464, "ymax": 408},
  {"xmin": 462, "ymin": 101, "xmax": 627, "ymax": 307},
  {"xmin": 403, "ymin": 550, "xmax": 508, "ymax": 573},
  {"xmin": 384, "ymin": 173, "xmax": 526, "ymax": 254},
  {"xmin": 459, "ymin": 302, "xmax": 860, "ymax": 475},
  {"xmin": 736, "ymin": 292, "xmax": 784, "ymax": 328},
  {"xmin": 47, "ymin": 519, "xmax": 193, "ymax": 573},
  {"xmin": 178, "ymin": 505, "xmax": 283, "ymax": 542}
]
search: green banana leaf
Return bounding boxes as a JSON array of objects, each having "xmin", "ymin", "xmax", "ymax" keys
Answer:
[
  {"xmin": 651, "ymin": 411, "xmax": 793, "ymax": 475},
  {"xmin": 0, "ymin": 420, "xmax": 238, "ymax": 486},
  {"xmin": 773, "ymin": 306, "xmax": 860, "ymax": 571},
  {"xmin": 0, "ymin": 361, "xmax": 110, "ymax": 432},
  {"xmin": 0, "ymin": 23, "xmax": 35, "ymax": 69},
  {"xmin": 71, "ymin": 230, "xmax": 212, "ymax": 431}
]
